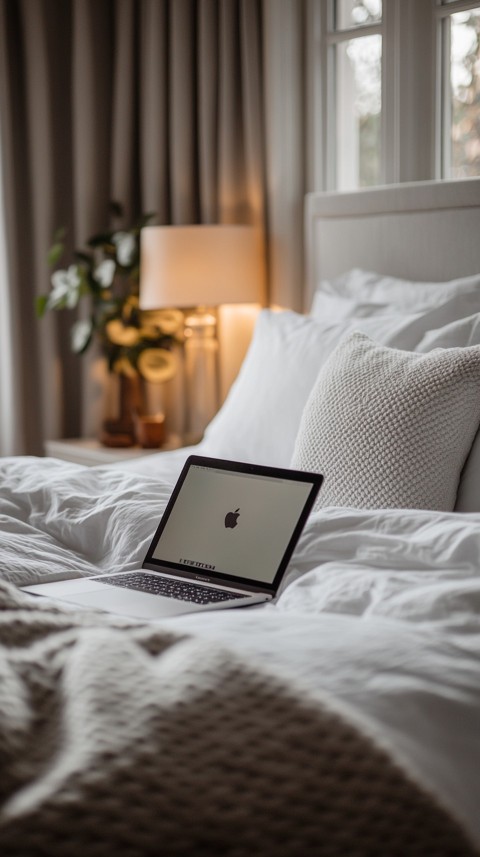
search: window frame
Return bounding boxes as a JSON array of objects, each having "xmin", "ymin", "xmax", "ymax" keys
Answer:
[
  {"xmin": 313, "ymin": 0, "xmax": 480, "ymax": 191},
  {"xmin": 324, "ymin": 2, "xmax": 387, "ymax": 189},
  {"xmin": 434, "ymin": 0, "xmax": 480, "ymax": 178}
]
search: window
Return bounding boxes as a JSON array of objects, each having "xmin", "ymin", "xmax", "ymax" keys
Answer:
[
  {"xmin": 437, "ymin": 1, "xmax": 480, "ymax": 178},
  {"xmin": 326, "ymin": 1, "xmax": 383, "ymax": 190},
  {"xmin": 320, "ymin": 0, "xmax": 480, "ymax": 190}
]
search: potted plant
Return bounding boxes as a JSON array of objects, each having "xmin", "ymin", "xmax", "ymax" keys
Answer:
[{"xmin": 37, "ymin": 207, "xmax": 183, "ymax": 446}]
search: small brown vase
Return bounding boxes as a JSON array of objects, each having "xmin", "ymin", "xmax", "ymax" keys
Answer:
[{"xmin": 100, "ymin": 373, "xmax": 141, "ymax": 447}]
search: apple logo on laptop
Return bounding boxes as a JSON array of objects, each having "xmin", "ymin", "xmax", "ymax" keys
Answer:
[{"xmin": 224, "ymin": 508, "xmax": 240, "ymax": 529}]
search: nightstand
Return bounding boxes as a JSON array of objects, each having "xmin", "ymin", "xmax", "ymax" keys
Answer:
[{"xmin": 44, "ymin": 435, "xmax": 183, "ymax": 467}]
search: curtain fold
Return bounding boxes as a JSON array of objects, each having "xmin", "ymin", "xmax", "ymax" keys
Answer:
[
  {"xmin": 0, "ymin": 0, "xmax": 27, "ymax": 455},
  {"xmin": 111, "ymin": 0, "xmax": 140, "ymax": 220},
  {"xmin": 0, "ymin": 0, "xmax": 314, "ymax": 456},
  {"xmin": 263, "ymin": 0, "xmax": 308, "ymax": 313},
  {"xmin": 198, "ymin": 0, "xmax": 219, "ymax": 223},
  {"xmin": 140, "ymin": 0, "xmax": 169, "ymax": 220}
]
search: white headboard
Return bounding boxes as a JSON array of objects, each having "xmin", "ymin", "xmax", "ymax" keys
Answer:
[{"xmin": 304, "ymin": 178, "xmax": 480, "ymax": 311}]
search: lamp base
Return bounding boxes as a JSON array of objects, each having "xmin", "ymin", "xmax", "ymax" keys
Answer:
[{"xmin": 184, "ymin": 308, "xmax": 219, "ymax": 444}]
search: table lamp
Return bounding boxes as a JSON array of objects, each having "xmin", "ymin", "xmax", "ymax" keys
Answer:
[{"xmin": 140, "ymin": 225, "xmax": 264, "ymax": 441}]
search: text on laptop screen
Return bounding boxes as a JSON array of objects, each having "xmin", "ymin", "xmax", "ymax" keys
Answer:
[{"xmin": 151, "ymin": 464, "xmax": 313, "ymax": 584}]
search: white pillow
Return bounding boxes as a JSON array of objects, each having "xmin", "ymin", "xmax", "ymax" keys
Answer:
[
  {"xmin": 291, "ymin": 332, "xmax": 480, "ymax": 512},
  {"xmin": 456, "ymin": 435, "xmax": 480, "ymax": 512},
  {"xmin": 202, "ymin": 310, "xmax": 338, "ymax": 466},
  {"xmin": 310, "ymin": 289, "xmax": 392, "ymax": 323},
  {"xmin": 203, "ymin": 305, "xmax": 480, "ymax": 469},
  {"xmin": 311, "ymin": 282, "xmax": 480, "ymax": 352},
  {"xmin": 416, "ymin": 313, "xmax": 480, "ymax": 353},
  {"xmin": 311, "ymin": 268, "xmax": 480, "ymax": 320},
  {"xmin": 202, "ymin": 308, "xmax": 480, "ymax": 467}
]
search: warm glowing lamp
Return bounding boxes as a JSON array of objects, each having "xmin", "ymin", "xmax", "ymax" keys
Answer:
[{"xmin": 140, "ymin": 225, "xmax": 263, "ymax": 441}]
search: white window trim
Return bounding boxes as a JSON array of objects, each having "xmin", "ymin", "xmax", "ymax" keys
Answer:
[
  {"xmin": 434, "ymin": 0, "xmax": 480, "ymax": 178},
  {"xmin": 312, "ymin": 0, "xmax": 480, "ymax": 190}
]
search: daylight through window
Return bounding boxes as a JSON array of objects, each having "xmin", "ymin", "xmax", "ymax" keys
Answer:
[
  {"xmin": 328, "ymin": 0, "xmax": 383, "ymax": 190},
  {"xmin": 322, "ymin": 0, "xmax": 480, "ymax": 190},
  {"xmin": 443, "ymin": 6, "xmax": 480, "ymax": 177}
]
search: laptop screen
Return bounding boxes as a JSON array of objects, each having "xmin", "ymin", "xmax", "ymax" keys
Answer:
[{"xmin": 143, "ymin": 456, "xmax": 323, "ymax": 592}]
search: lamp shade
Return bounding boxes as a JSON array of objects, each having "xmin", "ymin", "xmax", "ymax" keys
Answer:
[{"xmin": 140, "ymin": 224, "xmax": 264, "ymax": 309}]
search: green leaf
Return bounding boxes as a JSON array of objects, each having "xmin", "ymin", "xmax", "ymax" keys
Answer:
[
  {"xmin": 107, "ymin": 344, "xmax": 121, "ymax": 372},
  {"xmin": 47, "ymin": 293, "xmax": 68, "ymax": 312},
  {"xmin": 134, "ymin": 212, "xmax": 157, "ymax": 229},
  {"xmin": 85, "ymin": 271, "xmax": 102, "ymax": 296},
  {"xmin": 47, "ymin": 242, "xmax": 64, "ymax": 266},
  {"xmin": 36, "ymin": 295, "xmax": 49, "ymax": 317},
  {"xmin": 53, "ymin": 226, "xmax": 67, "ymax": 243},
  {"xmin": 87, "ymin": 232, "xmax": 115, "ymax": 248},
  {"xmin": 109, "ymin": 200, "xmax": 124, "ymax": 218},
  {"xmin": 74, "ymin": 250, "xmax": 93, "ymax": 266}
]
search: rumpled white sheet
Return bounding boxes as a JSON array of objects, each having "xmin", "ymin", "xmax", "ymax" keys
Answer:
[{"xmin": 1, "ymin": 451, "xmax": 479, "ymax": 847}]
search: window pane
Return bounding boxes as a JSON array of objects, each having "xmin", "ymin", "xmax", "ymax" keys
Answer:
[
  {"xmin": 336, "ymin": 34, "xmax": 382, "ymax": 189},
  {"xmin": 336, "ymin": 0, "xmax": 382, "ymax": 31},
  {"xmin": 449, "ymin": 9, "xmax": 480, "ymax": 178}
]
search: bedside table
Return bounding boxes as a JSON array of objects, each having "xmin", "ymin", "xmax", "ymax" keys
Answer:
[{"xmin": 44, "ymin": 436, "xmax": 183, "ymax": 467}]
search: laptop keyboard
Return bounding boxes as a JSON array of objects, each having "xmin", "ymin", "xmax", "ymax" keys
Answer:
[{"xmin": 99, "ymin": 572, "xmax": 246, "ymax": 605}]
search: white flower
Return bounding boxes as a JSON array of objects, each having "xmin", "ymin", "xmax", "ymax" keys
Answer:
[
  {"xmin": 113, "ymin": 231, "xmax": 136, "ymax": 266},
  {"xmin": 94, "ymin": 259, "xmax": 116, "ymax": 288},
  {"xmin": 49, "ymin": 265, "xmax": 81, "ymax": 309}
]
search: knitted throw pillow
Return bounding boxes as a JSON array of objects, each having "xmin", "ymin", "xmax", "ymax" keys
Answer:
[{"xmin": 291, "ymin": 332, "xmax": 480, "ymax": 511}]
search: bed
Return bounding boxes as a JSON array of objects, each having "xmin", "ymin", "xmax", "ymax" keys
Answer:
[{"xmin": 1, "ymin": 177, "xmax": 480, "ymax": 856}]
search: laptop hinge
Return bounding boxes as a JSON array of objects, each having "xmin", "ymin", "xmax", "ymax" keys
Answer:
[{"xmin": 141, "ymin": 563, "xmax": 272, "ymax": 596}]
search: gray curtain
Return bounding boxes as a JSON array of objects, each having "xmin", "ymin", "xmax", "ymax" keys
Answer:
[{"xmin": 0, "ymin": 0, "xmax": 314, "ymax": 456}]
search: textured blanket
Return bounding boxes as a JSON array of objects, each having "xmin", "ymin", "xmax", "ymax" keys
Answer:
[{"xmin": 0, "ymin": 581, "xmax": 477, "ymax": 857}]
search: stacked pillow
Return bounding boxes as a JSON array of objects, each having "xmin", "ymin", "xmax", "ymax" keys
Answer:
[
  {"xmin": 310, "ymin": 269, "xmax": 480, "ymax": 511},
  {"xmin": 203, "ymin": 301, "xmax": 474, "ymax": 467},
  {"xmin": 310, "ymin": 268, "xmax": 480, "ymax": 321},
  {"xmin": 202, "ymin": 269, "xmax": 480, "ymax": 511}
]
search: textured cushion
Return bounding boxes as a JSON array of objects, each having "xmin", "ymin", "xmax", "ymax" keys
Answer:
[{"xmin": 291, "ymin": 333, "xmax": 480, "ymax": 511}]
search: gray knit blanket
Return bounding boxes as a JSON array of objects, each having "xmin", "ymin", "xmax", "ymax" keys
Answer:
[{"xmin": 0, "ymin": 580, "xmax": 477, "ymax": 857}]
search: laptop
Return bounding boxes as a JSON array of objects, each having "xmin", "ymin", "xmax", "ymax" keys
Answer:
[{"xmin": 22, "ymin": 455, "xmax": 323, "ymax": 621}]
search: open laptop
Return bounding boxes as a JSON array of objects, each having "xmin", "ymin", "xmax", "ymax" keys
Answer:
[{"xmin": 22, "ymin": 455, "xmax": 323, "ymax": 621}]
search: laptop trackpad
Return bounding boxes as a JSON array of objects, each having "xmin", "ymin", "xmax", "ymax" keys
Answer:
[{"xmin": 59, "ymin": 586, "xmax": 207, "ymax": 619}]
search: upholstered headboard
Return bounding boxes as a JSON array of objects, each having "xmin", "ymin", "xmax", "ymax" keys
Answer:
[{"xmin": 304, "ymin": 178, "xmax": 480, "ymax": 311}]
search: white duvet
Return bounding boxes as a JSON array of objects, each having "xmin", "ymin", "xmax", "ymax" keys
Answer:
[{"xmin": 1, "ymin": 448, "xmax": 479, "ymax": 848}]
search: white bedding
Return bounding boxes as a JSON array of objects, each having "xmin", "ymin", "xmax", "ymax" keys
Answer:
[
  {"xmin": 4, "ymin": 176, "xmax": 480, "ymax": 852},
  {"xmin": 1, "ymin": 451, "xmax": 479, "ymax": 849}
]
